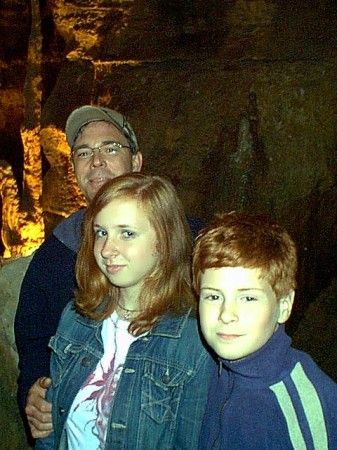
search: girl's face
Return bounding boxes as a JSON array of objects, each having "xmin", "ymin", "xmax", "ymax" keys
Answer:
[{"xmin": 93, "ymin": 198, "xmax": 159, "ymax": 302}]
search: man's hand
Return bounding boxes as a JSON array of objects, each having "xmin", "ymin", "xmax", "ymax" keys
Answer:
[{"xmin": 25, "ymin": 377, "xmax": 53, "ymax": 439}]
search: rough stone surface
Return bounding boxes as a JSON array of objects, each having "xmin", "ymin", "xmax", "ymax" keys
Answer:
[
  {"xmin": 0, "ymin": 256, "xmax": 32, "ymax": 449},
  {"xmin": 0, "ymin": 0, "xmax": 337, "ymax": 444},
  {"xmin": 293, "ymin": 278, "xmax": 337, "ymax": 383}
]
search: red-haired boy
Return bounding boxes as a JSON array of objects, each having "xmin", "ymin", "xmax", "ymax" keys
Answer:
[{"xmin": 193, "ymin": 212, "xmax": 337, "ymax": 450}]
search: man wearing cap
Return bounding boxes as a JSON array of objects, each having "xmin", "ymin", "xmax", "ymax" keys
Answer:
[
  {"xmin": 15, "ymin": 106, "xmax": 143, "ymax": 439},
  {"xmin": 15, "ymin": 105, "xmax": 205, "ymax": 441}
]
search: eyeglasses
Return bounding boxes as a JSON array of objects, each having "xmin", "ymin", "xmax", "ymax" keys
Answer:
[{"xmin": 72, "ymin": 142, "xmax": 131, "ymax": 160}]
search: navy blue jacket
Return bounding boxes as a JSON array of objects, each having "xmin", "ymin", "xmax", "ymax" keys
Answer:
[
  {"xmin": 14, "ymin": 209, "xmax": 205, "ymax": 414},
  {"xmin": 199, "ymin": 325, "xmax": 337, "ymax": 450}
]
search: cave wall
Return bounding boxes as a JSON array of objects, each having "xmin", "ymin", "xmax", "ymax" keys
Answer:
[
  {"xmin": 0, "ymin": 0, "xmax": 337, "ymax": 446},
  {"xmin": 0, "ymin": 256, "xmax": 32, "ymax": 449},
  {"xmin": 1, "ymin": 2, "xmax": 336, "ymax": 236}
]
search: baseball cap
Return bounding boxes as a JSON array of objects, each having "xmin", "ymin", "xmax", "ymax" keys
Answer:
[{"xmin": 65, "ymin": 105, "xmax": 139, "ymax": 154}]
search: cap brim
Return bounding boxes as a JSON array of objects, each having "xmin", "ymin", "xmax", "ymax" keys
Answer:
[{"xmin": 65, "ymin": 105, "xmax": 126, "ymax": 148}]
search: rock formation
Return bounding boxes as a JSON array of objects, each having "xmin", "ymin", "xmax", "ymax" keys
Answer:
[{"xmin": 0, "ymin": 0, "xmax": 337, "ymax": 446}]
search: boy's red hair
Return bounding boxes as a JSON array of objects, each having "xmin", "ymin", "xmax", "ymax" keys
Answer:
[{"xmin": 193, "ymin": 212, "xmax": 297, "ymax": 299}]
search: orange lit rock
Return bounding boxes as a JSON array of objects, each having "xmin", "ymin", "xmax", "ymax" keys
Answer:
[{"xmin": 40, "ymin": 126, "xmax": 85, "ymax": 217}]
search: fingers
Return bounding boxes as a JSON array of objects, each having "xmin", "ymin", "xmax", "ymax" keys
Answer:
[
  {"xmin": 26, "ymin": 403, "xmax": 53, "ymax": 438},
  {"xmin": 38, "ymin": 376, "xmax": 52, "ymax": 390},
  {"xmin": 25, "ymin": 377, "xmax": 53, "ymax": 438},
  {"xmin": 28, "ymin": 420, "xmax": 53, "ymax": 439}
]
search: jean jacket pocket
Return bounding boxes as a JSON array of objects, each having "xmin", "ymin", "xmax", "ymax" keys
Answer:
[
  {"xmin": 49, "ymin": 335, "xmax": 85, "ymax": 387},
  {"xmin": 141, "ymin": 360, "xmax": 192, "ymax": 424}
]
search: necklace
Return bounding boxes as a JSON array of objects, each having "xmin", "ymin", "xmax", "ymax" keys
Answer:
[{"xmin": 117, "ymin": 301, "xmax": 142, "ymax": 320}]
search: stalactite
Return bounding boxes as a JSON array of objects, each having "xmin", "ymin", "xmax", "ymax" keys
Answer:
[
  {"xmin": 0, "ymin": 0, "xmax": 45, "ymax": 258},
  {"xmin": 0, "ymin": 160, "xmax": 44, "ymax": 259},
  {"xmin": 19, "ymin": 0, "xmax": 44, "ymax": 256},
  {"xmin": 218, "ymin": 91, "xmax": 269, "ymax": 214},
  {"xmin": 0, "ymin": 162, "xmax": 21, "ymax": 259}
]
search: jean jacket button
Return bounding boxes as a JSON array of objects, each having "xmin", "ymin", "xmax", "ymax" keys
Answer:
[
  {"xmin": 162, "ymin": 374, "xmax": 170, "ymax": 384},
  {"xmin": 81, "ymin": 357, "xmax": 91, "ymax": 367}
]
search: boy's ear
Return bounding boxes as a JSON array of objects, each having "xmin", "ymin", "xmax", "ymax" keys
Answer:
[{"xmin": 278, "ymin": 290, "xmax": 295, "ymax": 324}]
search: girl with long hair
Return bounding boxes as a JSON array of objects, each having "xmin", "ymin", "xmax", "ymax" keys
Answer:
[{"xmin": 36, "ymin": 173, "xmax": 212, "ymax": 450}]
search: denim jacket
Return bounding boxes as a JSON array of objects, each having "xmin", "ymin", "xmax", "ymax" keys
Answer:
[{"xmin": 35, "ymin": 301, "xmax": 213, "ymax": 450}]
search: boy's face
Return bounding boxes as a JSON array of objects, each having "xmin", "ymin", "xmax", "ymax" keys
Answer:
[{"xmin": 199, "ymin": 267, "xmax": 293, "ymax": 361}]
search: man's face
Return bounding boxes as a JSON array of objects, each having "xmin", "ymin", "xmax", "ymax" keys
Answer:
[
  {"xmin": 199, "ymin": 267, "xmax": 293, "ymax": 361},
  {"xmin": 72, "ymin": 121, "xmax": 142, "ymax": 202}
]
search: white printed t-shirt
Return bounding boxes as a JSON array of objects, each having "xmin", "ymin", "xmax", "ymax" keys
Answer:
[{"xmin": 66, "ymin": 311, "xmax": 137, "ymax": 450}]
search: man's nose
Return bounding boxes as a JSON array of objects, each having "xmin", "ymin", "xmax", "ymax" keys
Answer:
[{"xmin": 90, "ymin": 148, "xmax": 107, "ymax": 167}]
